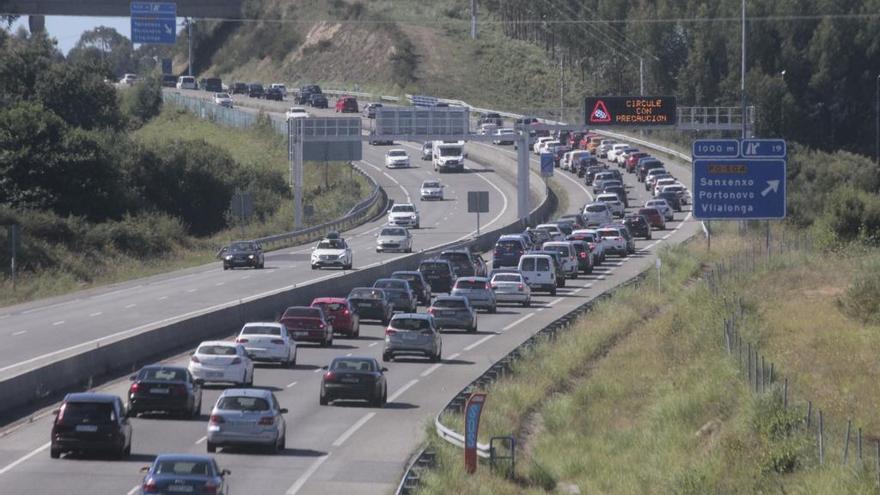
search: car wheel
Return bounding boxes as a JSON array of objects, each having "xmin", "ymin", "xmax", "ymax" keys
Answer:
[
  {"xmin": 191, "ymin": 398, "xmax": 201, "ymax": 419},
  {"xmin": 319, "ymin": 391, "xmax": 329, "ymax": 406},
  {"xmin": 124, "ymin": 440, "xmax": 132, "ymax": 457},
  {"xmin": 431, "ymin": 348, "xmax": 441, "ymax": 363},
  {"xmin": 550, "ymin": 288, "xmax": 557, "ymax": 296},
  {"xmin": 489, "ymin": 305, "xmax": 497, "ymax": 314},
  {"xmin": 382, "ymin": 353, "xmax": 393, "ymax": 362},
  {"xmin": 223, "ymin": 265, "xmax": 228, "ymax": 271},
  {"xmin": 207, "ymin": 442, "xmax": 217, "ymax": 453},
  {"xmin": 647, "ymin": 234, "xmax": 652, "ymax": 240},
  {"xmin": 523, "ymin": 300, "xmax": 530, "ymax": 307},
  {"xmin": 311, "ymin": 264, "xmax": 317, "ymax": 270},
  {"xmin": 50, "ymin": 445, "xmax": 60, "ymax": 459},
  {"xmin": 345, "ymin": 263, "xmax": 352, "ymax": 270},
  {"xmin": 559, "ymin": 278, "xmax": 566, "ymax": 287},
  {"xmin": 259, "ymin": 262, "xmax": 265, "ymax": 269},
  {"xmin": 275, "ymin": 434, "xmax": 285, "ymax": 453},
  {"xmin": 571, "ymin": 272, "xmax": 578, "ymax": 279}
]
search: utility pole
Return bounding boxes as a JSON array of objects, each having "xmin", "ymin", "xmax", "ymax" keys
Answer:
[
  {"xmin": 559, "ymin": 57, "xmax": 564, "ymax": 122},
  {"xmin": 740, "ymin": 0, "xmax": 747, "ymax": 140},
  {"xmin": 187, "ymin": 18, "xmax": 193, "ymax": 76},
  {"xmin": 470, "ymin": 0, "xmax": 477, "ymax": 39}
]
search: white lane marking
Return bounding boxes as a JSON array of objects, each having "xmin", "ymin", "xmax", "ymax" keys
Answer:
[
  {"xmin": 573, "ymin": 288, "xmax": 583, "ymax": 294},
  {"xmin": 585, "ymin": 283, "xmax": 593, "ymax": 288},
  {"xmin": 502, "ymin": 313, "xmax": 534, "ymax": 331},
  {"xmin": 12, "ymin": 330, "xmax": 26, "ymax": 336},
  {"xmin": 195, "ymin": 436, "xmax": 207, "ymax": 444},
  {"xmin": 313, "ymin": 368, "xmax": 323, "ymax": 373},
  {"xmin": 215, "ymin": 282, "xmax": 225, "ymax": 287},
  {"xmin": 0, "ymin": 441, "xmax": 50, "ymax": 475},
  {"xmin": 368, "ymin": 342, "xmax": 378, "ymax": 347},
  {"xmin": 546, "ymin": 297, "xmax": 564, "ymax": 307},
  {"xmin": 186, "ymin": 288, "xmax": 197, "ymax": 293},
  {"xmin": 127, "ymin": 485, "xmax": 140, "ymax": 495},
  {"xmin": 380, "ymin": 171, "xmax": 412, "ymax": 203},
  {"xmin": 447, "ymin": 352, "xmax": 460, "ymax": 360},
  {"xmin": 89, "ymin": 312, "xmax": 102, "ymax": 317},
  {"xmin": 285, "ymin": 454, "xmax": 332, "ymax": 495},
  {"xmin": 662, "ymin": 234, "xmax": 671, "ymax": 240},
  {"xmin": 125, "ymin": 304, "xmax": 136, "ymax": 309},
  {"xmin": 345, "ymin": 353, "xmax": 353, "ymax": 357},
  {"xmin": 332, "ymin": 412, "xmax": 377, "ymax": 447},
  {"xmin": 464, "ymin": 334, "xmax": 496, "ymax": 351},
  {"xmin": 158, "ymin": 296, "xmax": 169, "ymax": 301},
  {"xmin": 388, "ymin": 379, "xmax": 419, "ymax": 402},
  {"xmin": 645, "ymin": 242, "xmax": 657, "ymax": 250},
  {"xmin": 241, "ymin": 275, "xmax": 251, "ymax": 280},
  {"xmin": 52, "ymin": 320, "xmax": 64, "ymax": 326},
  {"xmin": 88, "ymin": 285, "xmax": 143, "ymax": 301},
  {"xmin": 21, "ymin": 300, "xmax": 79, "ymax": 315},
  {"xmin": 598, "ymin": 276, "xmax": 606, "ymax": 280},
  {"xmin": 286, "ymin": 381, "xmax": 298, "ymax": 388},
  {"xmin": 614, "ymin": 262, "xmax": 624, "ymax": 266},
  {"xmin": 420, "ymin": 363, "xmax": 443, "ymax": 377}
]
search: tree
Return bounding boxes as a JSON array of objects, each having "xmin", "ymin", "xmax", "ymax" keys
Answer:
[
  {"xmin": 36, "ymin": 61, "xmax": 125, "ymax": 130},
  {"xmin": 67, "ymin": 26, "xmax": 135, "ymax": 78}
]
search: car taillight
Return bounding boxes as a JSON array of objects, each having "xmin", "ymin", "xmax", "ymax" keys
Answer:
[
  {"xmin": 235, "ymin": 338, "xmax": 248, "ymax": 344},
  {"xmin": 172, "ymin": 385, "xmax": 187, "ymax": 396},
  {"xmin": 385, "ymin": 328, "xmax": 397, "ymax": 337},
  {"xmin": 142, "ymin": 478, "xmax": 158, "ymax": 493},
  {"xmin": 517, "ymin": 284, "xmax": 524, "ymax": 291},
  {"xmin": 209, "ymin": 415, "xmax": 224, "ymax": 424},
  {"xmin": 485, "ymin": 283, "xmax": 491, "ymax": 290},
  {"xmin": 579, "ymin": 252, "xmax": 587, "ymax": 258},
  {"xmin": 258, "ymin": 416, "xmax": 275, "ymax": 426},
  {"xmin": 271, "ymin": 339, "xmax": 285, "ymax": 344},
  {"xmin": 318, "ymin": 323, "xmax": 325, "ymax": 329},
  {"xmin": 427, "ymin": 308, "xmax": 435, "ymax": 315},
  {"xmin": 230, "ymin": 357, "xmax": 241, "ymax": 364},
  {"xmin": 324, "ymin": 371, "xmax": 336, "ymax": 382},
  {"xmin": 55, "ymin": 403, "xmax": 66, "ymax": 423},
  {"xmin": 342, "ymin": 309, "xmax": 350, "ymax": 316},
  {"xmin": 203, "ymin": 481, "xmax": 219, "ymax": 494},
  {"xmin": 129, "ymin": 383, "xmax": 140, "ymax": 395}
]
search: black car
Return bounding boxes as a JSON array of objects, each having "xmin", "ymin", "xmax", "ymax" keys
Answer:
[
  {"xmin": 418, "ymin": 258, "xmax": 456, "ymax": 293},
  {"xmin": 373, "ymin": 278, "xmax": 418, "ymax": 313},
  {"xmin": 478, "ymin": 112, "xmax": 503, "ymax": 127},
  {"xmin": 638, "ymin": 159, "xmax": 664, "ymax": 182},
  {"xmin": 604, "ymin": 185, "xmax": 628, "ymax": 208},
  {"xmin": 50, "ymin": 393, "xmax": 132, "ymax": 459},
  {"xmin": 161, "ymin": 74, "xmax": 177, "ymax": 88},
  {"xmin": 569, "ymin": 240, "xmax": 594, "ymax": 274},
  {"xmin": 391, "ymin": 270, "xmax": 433, "ymax": 305},
  {"xmin": 231, "ymin": 82, "xmax": 249, "ymax": 94},
  {"xmin": 219, "ymin": 241, "xmax": 265, "ymax": 269},
  {"xmin": 584, "ymin": 165, "xmax": 605, "ymax": 185},
  {"xmin": 247, "ymin": 83, "xmax": 264, "ymax": 98},
  {"xmin": 347, "ymin": 287, "xmax": 393, "ymax": 325},
  {"xmin": 127, "ymin": 365, "xmax": 202, "ymax": 418},
  {"xmin": 624, "ymin": 214, "xmax": 652, "ymax": 240},
  {"xmin": 309, "ymin": 93, "xmax": 329, "ymax": 108},
  {"xmin": 203, "ymin": 77, "xmax": 222, "ymax": 92},
  {"xmin": 264, "ymin": 87, "xmax": 284, "ymax": 101},
  {"xmin": 439, "ymin": 248, "xmax": 485, "ymax": 278},
  {"xmin": 296, "ymin": 84, "xmax": 322, "ymax": 104},
  {"xmin": 320, "ymin": 357, "xmax": 387, "ymax": 407},
  {"xmin": 656, "ymin": 191, "xmax": 683, "ymax": 212}
]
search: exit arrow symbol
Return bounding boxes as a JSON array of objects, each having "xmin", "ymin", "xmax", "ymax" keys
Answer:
[
  {"xmin": 164, "ymin": 24, "xmax": 173, "ymax": 35},
  {"xmin": 761, "ymin": 180, "xmax": 780, "ymax": 197}
]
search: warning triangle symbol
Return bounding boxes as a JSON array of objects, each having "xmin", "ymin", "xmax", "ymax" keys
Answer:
[{"xmin": 590, "ymin": 100, "xmax": 611, "ymax": 123}]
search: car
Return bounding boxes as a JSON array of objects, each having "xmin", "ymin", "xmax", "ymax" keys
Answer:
[
  {"xmin": 235, "ymin": 322, "xmax": 298, "ymax": 365},
  {"xmin": 568, "ymin": 239, "xmax": 594, "ymax": 274},
  {"xmin": 569, "ymin": 229, "xmax": 606, "ymax": 265},
  {"xmin": 264, "ymin": 86, "xmax": 284, "ymax": 101},
  {"xmin": 188, "ymin": 341, "xmax": 254, "ymax": 387},
  {"xmin": 127, "ymin": 365, "xmax": 202, "ymax": 418},
  {"xmin": 376, "ymin": 226, "xmax": 413, "ymax": 253},
  {"xmin": 120, "ymin": 73, "xmax": 138, "ymax": 86},
  {"xmin": 176, "ymin": 75, "xmax": 197, "ymax": 90},
  {"xmin": 420, "ymin": 179, "xmax": 444, "ymax": 200},
  {"xmin": 160, "ymin": 74, "xmax": 177, "ymax": 87},
  {"xmin": 584, "ymin": 165, "xmax": 606, "ymax": 185},
  {"xmin": 524, "ymin": 227, "xmax": 551, "ymax": 246},
  {"xmin": 607, "ymin": 143, "xmax": 630, "ymax": 163},
  {"xmin": 206, "ymin": 388, "xmax": 287, "ymax": 453},
  {"xmin": 428, "ymin": 295, "xmax": 478, "ymax": 332},
  {"xmin": 492, "ymin": 128, "xmax": 517, "ymax": 145},
  {"xmin": 645, "ymin": 198, "xmax": 674, "ymax": 221},
  {"xmin": 387, "ymin": 203, "xmax": 420, "ymax": 229},
  {"xmin": 247, "ymin": 83, "xmax": 264, "ymax": 98},
  {"xmin": 309, "ymin": 93, "xmax": 329, "ymax": 108},
  {"xmin": 310, "ymin": 232, "xmax": 353, "ymax": 269},
  {"xmin": 638, "ymin": 207, "xmax": 666, "ymax": 230},
  {"xmin": 335, "ymin": 95, "xmax": 359, "ymax": 113},
  {"xmin": 517, "ymin": 254, "xmax": 557, "ymax": 295},
  {"xmin": 603, "ymin": 185, "xmax": 629, "ymax": 208},
  {"xmin": 656, "ymin": 191, "xmax": 683, "ymax": 212},
  {"xmin": 542, "ymin": 241, "xmax": 579, "ymax": 278},
  {"xmin": 490, "ymin": 272, "xmax": 531, "ymax": 307},
  {"xmin": 213, "ymin": 92, "xmax": 233, "ymax": 108},
  {"xmin": 582, "ymin": 202, "xmax": 613, "ymax": 227},
  {"xmin": 660, "ymin": 184, "xmax": 689, "ymax": 205},
  {"xmin": 615, "ymin": 146, "xmax": 639, "ymax": 166},
  {"xmin": 418, "ymin": 258, "xmax": 456, "ymax": 293},
  {"xmin": 269, "ymin": 83, "xmax": 287, "ymax": 97},
  {"xmin": 391, "ymin": 270, "xmax": 433, "ymax": 305},
  {"xmin": 653, "ymin": 177, "xmax": 678, "ymax": 196},
  {"xmin": 363, "ymin": 102, "xmax": 383, "ymax": 119},
  {"xmin": 296, "ymin": 84, "xmax": 322, "ymax": 104},
  {"xmin": 311, "ymin": 297, "xmax": 360, "ymax": 338},
  {"xmin": 347, "ymin": 287, "xmax": 393, "ymax": 325},
  {"xmin": 479, "ymin": 122, "xmax": 499, "ymax": 136},
  {"xmin": 625, "ymin": 152, "xmax": 650, "ymax": 173},
  {"xmin": 285, "ymin": 106, "xmax": 310, "ymax": 119},
  {"xmin": 645, "ymin": 169, "xmax": 670, "ymax": 190},
  {"xmin": 451, "ymin": 276, "xmax": 497, "ymax": 313},
  {"xmin": 533, "ymin": 247, "xmax": 572, "ymax": 282},
  {"xmin": 624, "ymin": 214, "xmax": 653, "ymax": 239},
  {"xmin": 385, "ymin": 149, "xmax": 411, "ymax": 168},
  {"xmin": 231, "ymin": 81, "xmax": 248, "ymax": 94},
  {"xmin": 551, "ymin": 220, "xmax": 575, "ymax": 237},
  {"xmin": 320, "ymin": 357, "xmax": 387, "ymax": 407},
  {"xmin": 479, "ymin": 112, "xmax": 503, "ymax": 126},
  {"xmin": 382, "ymin": 313, "xmax": 443, "ymax": 362},
  {"xmin": 373, "ymin": 278, "xmax": 418, "ymax": 313},
  {"xmin": 219, "ymin": 241, "xmax": 264, "ymax": 270},
  {"xmin": 492, "ymin": 235, "xmax": 528, "ymax": 268},
  {"xmin": 638, "ymin": 159, "xmax": 665, "ymax": 182},
  {"xmin": 535, "ymin": 223, "xmax": 565, "ymax": 241},
  {"xmin": 202, "ymin": 77, "xmax": 222, "ymax": 92},
  {"xmin": 139, "ymin": 454, "xmax": 230, "ymax": 495},
  {"xmin": 279, "ymin": 306, "xmax": 333, "ymax": 347},
  {"xmin": 533, "ymin": 136, "xmax": 555, "ymax": 154},
  {"xmin": 596, "ymin": 193, "xmax": 625, "ymax": 218},
  {"xmin": 439, "ymin": 248, "xmax": 486, "ymax": 278},
  {"xmin": 597, "ymin": 226, "xmax": 629, "ymax": 257},
  {"xmin": 50, "ymin": 393, "xmax": 132, "ymax": 459},
  {"xmin": 421, "ymin": 141, "xmax": 433, "ymax": 160}
]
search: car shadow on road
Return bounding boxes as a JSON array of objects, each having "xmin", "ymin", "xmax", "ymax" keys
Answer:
[
  {"xmin": 441, "ymin": 358, "xmax": 475, "ymax": 366},
  {"xmin": 61, "ymin": 452, "xmax": 156, "ymax": 463},
  {"xmin": 347, "ymin": 334, "xmax": 383, "ymax": 341},
  {"xmin": 383, "ymin": 402, "xmax": 419, "ymax": 410},
  {"xmin": 219, "ymin": 446, "xmax": 328, "ymax": 457}
]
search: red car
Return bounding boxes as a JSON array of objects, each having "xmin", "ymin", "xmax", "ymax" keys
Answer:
[
  {"xmin": 626, "ymin": 152, "xmax": 650, "ymax": 173},
  {"xmin": 638, "ymin": 207, "xmax": 666, "ymax": 230},
  {"xmin": 311, "ymin": 297, "xmax": 360, "ymax": 338},
  {"xmin": 335, "ymin": 96, "xmax": 359, "ymax": 113},
  {"xmin": 278, "ymin": 306, "xmax": 334, "ymax": 347}
]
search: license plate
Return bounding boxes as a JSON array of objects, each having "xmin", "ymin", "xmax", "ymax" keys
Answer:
[
  {"xmin": 168, "ymin": 486, "xmax": 194, "ymax": 493},
  {"xmin": 341, "ymin": 378, "xmax": 359, "ymax": 384},
  {"xmin": 75, "ymin": 424, "xmax": 98, "ymax": 432},
  {"xmin": 404, "ymin": 333, "xmax": 418, "ymax": 340},
  {"xmin": 206, "ymin": 371, "xmax": 223, "ymax": 378},
  {"xmin": 150, "ymin": 388, "xmax": 169, "ymax": 394},
  {"xmin": 294, "ymin": 331, "xmax": 308, "ymax": 337}
]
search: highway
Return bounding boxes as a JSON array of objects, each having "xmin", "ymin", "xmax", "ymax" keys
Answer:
[{"xmin": 0, "ymin": 92, "xmax": 698, "ymax": 494}]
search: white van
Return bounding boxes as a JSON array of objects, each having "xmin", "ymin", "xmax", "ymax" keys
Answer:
[
  {"xmin": 176, "ymin": 76, "xmax": 197, "ymax": 90},
  {"xmin": 541, "ymin": 241, "xmax": 579, "ymax": 278},
  {"xmin": 517, "ymin": 254, "xmax": 556, "ymax": 295}
]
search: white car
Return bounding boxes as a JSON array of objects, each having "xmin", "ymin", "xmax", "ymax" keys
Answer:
[
  {"xmin": 562, "ymin": 150, "xmax": 592, "ymax": 171},
  {"xmin": 285, "ymin": 106, "xmax": 310, "ymax": 120},
  {"xmin": 492, "ymin": 128, "xmax": 516, "ymax": 145},
  {"xmin": 653, "ymin": 177, "xmax": 678, "ymax": 196},
  {"xmin": 596, "ymin": 227, "xmax": 629, "ymax": 257},
  {"xmin": 269, "ymin": 83, "xmax": 287, "ymax": 97},
  {"xmin": 310, "ymin": 233, "xmax": 353, "ymax": 269},
  {"xmin": 385, "ymin": 149, "xmax": 411, "ymax": 169},
  {"xmin": 616, "ymin": 147, "xmax": 639, "ymax": 165},
  {"xmin": 479, "ymin": 123, "xmax": 498, "ymax": 136},
  {"xmin": 645, "ymin": 198, "xmax": 674, "ymax": 221},
  {"xmin": 119, "ymin": 73, "xmax": 138, "ymax": 86},
  {"xmin": 542, "ymin": 241, "xmax": 579, "ymax": 277},
  {"xmin": 536, "ymin": 140, "xmax": 561, "ymax": 155},
  {"xmin": 607, "ymin": 143, "xmax": 630, "ymax": 162},
  {"xmin": 235, "ymin": 322, "xmax": 297, "ymax": 367},
  {"xmin": 420, "ymin": 180, "xmax": 444, "ymax": 200},
  {"xmin": 176, "ymin": 75, "xmax": 197, "ymax": 90},
  {"xmin": 596, "ymin": 140, "xmax": 617, "ymax": 157},
  {"xmin": 387, "ymin": 203, "xmax": 420, "ymax": 229},
  {"xmin": 213, "ymin": 92, "xmax": 233, "ymax": 108},
  {"xmin": 376, "ymin": 226, "xmax": 413, "ymax": 253},
  {"xmin": 661, "ymin": 184, "xmax": 690, "ymax": 205},
  {"xmin": 582, "ymin": 202, "xmax": 613, "ymax": 227},
  {"xmin": 188, "ymin": 341, "xmax": 254, "ymax": 386},
  {"xmin": 490, "ymin": 272, "xmax": 531, "ymax": 307},
  {"xmin": 596, "ymin": 193, "xmax": 625, "ymax": 217},
  {"xmin": 533, "ymin": 136, "xmax": 555, "ymax": 154},
  {"xmin": 644, "ymin": 169, "xmax": 669, "ymax": 190},
  {"xmin": 535, "ymin": 223, "xmax": 565, "ymax": 241}
]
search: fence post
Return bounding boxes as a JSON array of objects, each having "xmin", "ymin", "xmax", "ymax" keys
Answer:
[
  {"xmin": 747, "ymin": 342, "xmax": 752, "ymax": 385},
  {"xmin": 783, "ymin": 378, "xmax": 788, "ymax": 409},
  {"xmin": 818, "ymin": 410, "xmax": 824, "ymax": 466},
  {"xmin": 806, "ymin": 401, "xmax": 812, "ymax": 428},
  {"xmin": 859, "ymin": 428, "xmax": 863, "ymax": 462},
  {"xmin": 875, "ymin": 441, "xmax": 879, "ymax": 488},
  {"xmin": 759, "ymin": 355, "xmax": 765, "ymax": 393},
  {"xmin": 844, "ymin": 419, "xmax": 851, "ymax": 464},
  {"xmin": 753, "ymin": 348, "xmax": 759, "ymax": 394},
  {"xmin": 769, "ymin": 362, "xmax": 774, "ymax": 385}
]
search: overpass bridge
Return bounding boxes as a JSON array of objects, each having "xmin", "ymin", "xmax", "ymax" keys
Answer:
[{"xmin": 3, "ymin": 0, "xmax": 244, "ymax": 18}]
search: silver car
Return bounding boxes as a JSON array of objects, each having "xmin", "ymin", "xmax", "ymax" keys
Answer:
[
  {"xmin": 373, "ymin": 278, "xmax": 418, "ymax": 312},
  {"xmin": 490, "ymin": 272, "xmax": 531, "ymax": 307},
  {"xmin": 428, "ymin": 295, "xmax": 477, "ymax": 332},
  {"xmin": 450, "ymin": 276, "xmax": 497, "ymax": 313},
  {"xmin": 382, "ymin": 313, "xmax": 442, "ymax": 362},
  {"xmin": 206, "ymin": 388, "xmax": 287, "ymax": 453},
  {"xmin": 376, "ymin": 226, "xmax": 413, "ymax": 253}
]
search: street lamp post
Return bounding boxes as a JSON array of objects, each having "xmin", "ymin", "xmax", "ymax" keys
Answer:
[{"xmin": 875, "ymin": 74, "xmax": 879, "ymax": 166}]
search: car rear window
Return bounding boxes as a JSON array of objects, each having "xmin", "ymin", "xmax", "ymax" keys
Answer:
[
  {"xmin": 492, "ymin": 274, "xmax": 521, "ymax": 283},
  {"xmin": 420, "ymin": 262, "xmax": 449, "ymax": 272},
  {"xmin": 242, "ymin": 325, "xmax": 282, "ymax": 335},
  {"xmin": 217, "ymin": 396, "xmax": 270, "ymax": 411},
  {"xmin": 520, "ymin": 257, "xmax": 536, "ymax": 271},
  {"xmin": 350, "ymin": 288, "xmax": 383, "ymax": 299},
  {"xmin": 537, "ymin": 258, "xmax": 551, "ymax": 271},
  {"xmin": 197, "ymin": 345, "xmax": 237, "ymax": 356},
  {"xmin": 58, "ymin": 402, "xmax": 115, "ymax": 424},
  {"xmin": 331, "ymin": 359, "xmax": 374, "ymax": 372},
  {"xmin": 139, "ymin": 368, "xmax": 186, "ymax": 381},
  {"xmin": 455, "ymin": 280, "xmax": 486, "ymax": 289},
  {"xmin": 284, "ymin": 308, "xmax": 321, "ymax": 318},
  {"xmin": 599, "ymin": 229, "xmax": 620, "ymax": 238},
  {"xmin": 313, "ymin": 302, "xmax": 344, "ymax": 312},
  {"xmin": 374, "ymin": 279, "xmax": 406, "ymax": 289},
  {"xmin": 585, "ymin": 204, "xmax": 607, "ymax": 212},
  {"xmin": 156, "ymin": 461, "xmax": 212, "ymax": 476},
  {"xmin": 496, "ymin": 240, "xmax": 521, "ymax": 251},
  {"xmin": 391, "ymin": 318, "xmax": 431, "ymax": 331},
  {"xmin": 544, "ymin": 245, "xmax": 570, "ymax": 256},
  {"xmin": 433, "ymin": 299, "xmax": 465, "ymax": 308}
]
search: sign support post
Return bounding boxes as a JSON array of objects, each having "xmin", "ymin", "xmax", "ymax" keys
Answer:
[
  {"xmin": 9, "ymin": 224, "xmax": 18, "ymax": 291},
  {"xmin": 464, "ymin": 393, "xmax": 487, "ymax": 474},
  {"xmin": 516, "ymin": 130, "xmax": 530, "ymax": 225}
]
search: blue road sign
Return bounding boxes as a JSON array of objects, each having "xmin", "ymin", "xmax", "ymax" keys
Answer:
[
  {"xmin": 540, "ymin": 152, "xmax": 554, "ymax": 177},
  {"xmin": 692, "ymin": 139, "xmax": 740, "ymax": 159},
  {"xmin": 692, "ymin": 159, "xmax": 786, "ymax": 220},
  {"xmin": 131, "ymin": 2, "xmax": 177, "ymax": 45},
  {"xmin": 741, "ymin": 138, "xmax": 786, "ymax": 158}
]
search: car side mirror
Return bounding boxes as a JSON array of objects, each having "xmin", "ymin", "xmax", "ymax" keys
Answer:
[
  {"xmin": 222, "ymin": 469, "xmax": 231, "ymax": 476},
  {"xmin": 321, "ymin": 365, "xmax": 328, "ymax": 370},
  {"xmin": 381, "ymin": 367, "xmax": 389, "ymax": 372},
  {"xmin": 129, "ymin": 375, "xmax": 137, "ymax": 381},
  {"xmin": 279, "ymin": 408, "xmax": 288, "ymax": 414},
  {"xmin": 194, "ymin": 378, "xmax": 205, "ymax": 386},
  {"xmin": 140, "ymin": 466, "xmax": 151, "ymax": 473},
  {"xmin": 52, "ymin": 408, "xmax": 60, "ymax": 416}
]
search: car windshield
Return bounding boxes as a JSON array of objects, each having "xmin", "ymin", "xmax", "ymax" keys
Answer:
[
  {"xmin": 496, "ymin": 240, "xmax": 521, "ymax": 251},
  {"xmin": 389, "ymin": 150, "xmax": 406, "ymax": 157},
  {"xmin": 599, "ymin": 230, "xmax": 621, "ymax": 238},
  {"xmin": 350, "ymin": 289, "xmax": 383, "ymax": 299},
  {"xmin": 313, "ymin": 302, "xmax": 344, "ymax": 312},
  {"xmin": 374, "ymin": 279, "xmax": 406, "ymax": 289},
  {"xmin": 241, "ymin": 325, "xmax": 281, "ymax": 335},
  {"xmin": 391, "ymin": 318, "xmax": 431, "ymax": 331},
  {"xmin": 585, "ymin": 204, "xmax": 607, "ymax": 212},
  {"xmin": 331, "ymin": 359, "xmax": 375, "ymax": 372},
  {"xmin": 422, "ymin": 182, "xmax": 440, "ymax": 188},
  {"xmin": 598, "ymin": 195, "xmax": 619, "ymax": 202},
  {"xmin": 197, "ymin": 345, "xmax": 237, "ymax": 356},
  {"xmin": 215, "ymin": 93, "xmax": 230, "ymax": 99},
  {"xmin": 217, "ymin": 396, "xmax": 270, "ymax": 411},
  {"xmin": 544, "ymin": 245, "xmax": 569, "ymax": 256},
  {"xmin": 492, "ymin": 274, "xmax": 521, "ymax": 283},
  {"xmin": 433, "ymin": 299, "xmax": 465, "ymax": 308},
  {"xmin": 317, "ymin": 240, "xmax": 344, "ymax": 249},
  {"xmin": 283, "ymin": 307, "xmax": 321, "ymax": 318},
  {"xmin": 58, "ymin": 402, "xmax": 115, "ymax": 424},
  {"xmin": 456, "ymin": 280, "xmax": 486, "ymax": 289},
  {"xmin": 155, "ymin": 461, "xmax": 212, "ymax": 476},
  {"xmin": 139, "ymin": 368, "xmax": 186, "ymax": 381},
  {"xmin": 439, "ymin": 147, "xmax": 460, "ymax": 157},
  {"xmin": 380, "ymin": 228, "xmax": 406, "ymax": 236},
  {"xmin": 229, "ymin": 242, "xmax": 256, "ymax": 252},
  {"xmin": 420, "ymin": 262, "xmax": 448, "ymax": 272},
  {"xmin": 391, "ymin": 205, "xmax": 415, "ymax": 213}
]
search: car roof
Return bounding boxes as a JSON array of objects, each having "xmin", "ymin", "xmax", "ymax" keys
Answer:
[
  {"xmin": 140, "ymin": 364, "xmax": 187, "ymax": 372},
  {"xmin": 391, "ymin": 270, "xmax": 421, "ymax": 276},
  {"xmin": 197, "ymin": 340, "xmax": 237, "ymax": 347},
  {"xmin": 219, "ymin": 388, "xmax": 273, "ymax": 398},
  {"xmin": 154, "ymin": 454, "xmax": 216, "ymax": 463},
  {"xmin": 456, "ymin": 276, "xmax": 489, "ymax": 282},
  {"xmin": 312, "ymin": 297, "xmax": 347, "ymax": 303},
  {"xmin": 433, "ymin": 295, "xmax": 468, "ymax": 302},
  {"xmin": 243, "ymin": 322, "xmax": 284, "ymax": 328},
  {"xmin": 391, "ymin": 313, "xmax": 432, "ymax": 320},
  {"xmin": 63, "ymin": 392, "xmax": 118, "ymax": 403}
]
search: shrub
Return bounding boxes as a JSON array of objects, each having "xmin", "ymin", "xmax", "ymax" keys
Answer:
[{"xmin": 837, "ymin": 261, "xmax": 880, "ymax": 323}]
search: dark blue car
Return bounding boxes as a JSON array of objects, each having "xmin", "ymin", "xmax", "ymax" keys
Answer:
[
  {"xmin": 140, "ymin": 454, "xmax": 230, "ymax": 494},
  {"xmin": 492, "ymin": 235, "xmax": 528, "ymax": 268}
]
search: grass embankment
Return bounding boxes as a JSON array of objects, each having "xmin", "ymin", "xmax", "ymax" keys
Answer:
[
  {"xmin": 417, "ymin": 224, "xmax": 880, "ymax": 494},
  {"xmin": 0, "ymin": 107, "xmax": 371, "ymax": 307}
]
